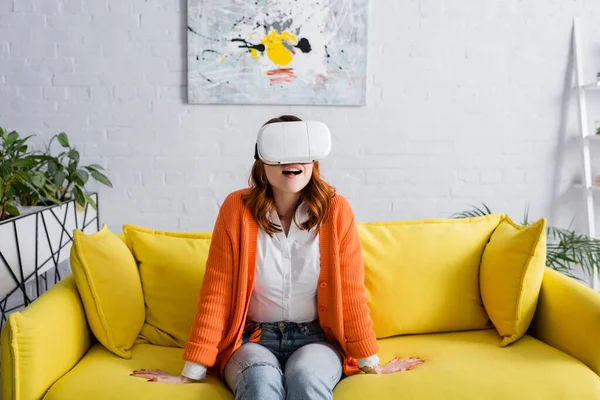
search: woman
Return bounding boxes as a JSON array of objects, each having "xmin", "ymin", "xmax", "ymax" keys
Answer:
[{"xmin": 132, "ymin": 115, "xmax": 424, "ymax": 399}]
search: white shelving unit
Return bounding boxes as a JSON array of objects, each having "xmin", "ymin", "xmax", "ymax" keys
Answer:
[{"xmin": 572, "ymin": 18, "xmax": 600, "ymax": 290}]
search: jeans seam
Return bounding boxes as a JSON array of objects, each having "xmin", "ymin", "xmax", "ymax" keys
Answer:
[
  {"xmin": 239, "ymin": 361, "xmax": 283, "ymax": 376},
  {"xmin": 330, "ymin": 364, "xmax": 342, "ymax": 384}
]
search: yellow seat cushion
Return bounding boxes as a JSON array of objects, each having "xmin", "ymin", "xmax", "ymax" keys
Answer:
[
  {"xmin": 357, "ymin": 215, "xmax": 503, "ymax": 338},
  {"xmin": 44, "ymin": 343, "xmax": 233, "ymax": 400},
  {"xmin": 123, "ymin": 225, "xmax": 212, "ymax": 347},
  {"xmin": 334, "ymin": 330, "xmax": 600, "ymax": 399},
  {"xmin": 480, "ymin": 216, "xmax": 547, "ymax": 346},
  {"xmin": 71, "ymin": 225, "xmax": 145, "ymax": 358},
  {"xmin": 44, "ymin": 331, "xmax": 600, "ymax": 400}
]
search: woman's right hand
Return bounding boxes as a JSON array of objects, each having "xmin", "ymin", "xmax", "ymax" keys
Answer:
[
  {"xmin": 365, "ymin": 357, "xmax": 424, "ymax": 374},
  {"xmin": 130, "ymin": 369, "xmax": 199, "ymax": 384}
]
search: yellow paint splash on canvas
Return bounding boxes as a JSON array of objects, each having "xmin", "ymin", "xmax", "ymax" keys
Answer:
[{"xmin": 260, "ymin": 30, "xmax": 297, "ymax": 66}]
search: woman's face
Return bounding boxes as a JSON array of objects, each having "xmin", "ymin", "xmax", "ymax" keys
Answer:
[{"xmin": 264, "ymin": 163, "xmax": 314, "ymax": 194}]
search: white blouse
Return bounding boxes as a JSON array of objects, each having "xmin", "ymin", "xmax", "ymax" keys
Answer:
[
  {"xmin": 247, "ymin": 203, "xmax": 320, "ymax": 322},
  {"xmin": 182, "ymin": 204, "xmax": 379, "ymax": 380}
]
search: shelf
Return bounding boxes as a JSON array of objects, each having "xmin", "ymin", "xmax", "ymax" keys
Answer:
[
  {"xmin": 579, "ymin": 83, "xmax": 600, "ymax": 91},
  {"xmin": 584, "ymin": 135, "xmax": 600, "ymax": 141},
  {"xmin": 574, "ymin": 184, "xmax": 600, "ymax": 191}
]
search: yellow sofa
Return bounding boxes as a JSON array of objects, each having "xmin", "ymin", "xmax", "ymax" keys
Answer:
[{"xmin": 2, "ymin": 215, "xmax": 600, "ymax": 399}]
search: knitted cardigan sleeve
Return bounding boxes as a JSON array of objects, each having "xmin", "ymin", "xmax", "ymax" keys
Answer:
[
  {"xmin": 337, "ymin": 198, "xmax": 380, "ymax": 359},
  {"xmin": 182, "ymin": 198, "xmax": 235, "ymax": 366}
]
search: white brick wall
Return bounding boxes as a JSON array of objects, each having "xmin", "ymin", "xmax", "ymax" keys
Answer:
[{"xmin": 1, "ymin": 0, "xmax": 600, "ymax": 232}]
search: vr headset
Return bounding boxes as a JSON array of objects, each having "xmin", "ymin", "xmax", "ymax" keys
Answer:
[{"xmin": 254, "ymin": 121, "xmax": 332, "ymax": 165}]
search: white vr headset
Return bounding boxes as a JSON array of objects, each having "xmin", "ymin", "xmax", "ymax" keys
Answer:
[{"xmin": 254, "ymin": 121, "xmax": 332, "ymax": 165}]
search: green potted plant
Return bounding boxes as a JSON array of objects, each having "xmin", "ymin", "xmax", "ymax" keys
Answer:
[
  {"xmin": 454, "ymin": 204, "xmax": 600, "ymax": 281},
  {"xmin": 1, "ymin": 128, "xmax": 110, "ymax": 319},
  {"xmin": 44, "ymin": 132, "xmax": 112, "ymax": 211},
  {"xmin": 0, "ymin": 127, "xmax": 57, "ymax": 221}
]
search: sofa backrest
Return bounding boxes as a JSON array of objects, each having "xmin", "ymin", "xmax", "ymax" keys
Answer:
[{"xmin": 120, "ymin": 214, "xmax": 508, "ymax": 347}]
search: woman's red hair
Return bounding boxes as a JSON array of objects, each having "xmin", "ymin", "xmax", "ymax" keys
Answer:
[{"xmin": 242, "ymin": 115, "xmax": 336, "ymax": 236}]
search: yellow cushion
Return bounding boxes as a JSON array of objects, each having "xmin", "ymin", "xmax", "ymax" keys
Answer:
[
  {"xmin": 480, "ymin": 216, "xmax": 547, "ymax": 346},
  {"xmin": 123, "ymin": 225, "xmax": 212, "ymax": 347},
  {"xmin": 358, "ymin": 215, "xmax": 503, "ymax": 338},
  {"xmin": 1, "ymin": 276, "xmax": 91, "ymax": 400},
  {"xmin": 71, "ymin": 225, "xmax": 144, "ymax": 358},
  {"xmin": 44, "ymin": 343, "xmax": 233, "ymax": 400},
  {"xmin": 334, "ymin": 330, "xmax": 600, "ymax": 399}
]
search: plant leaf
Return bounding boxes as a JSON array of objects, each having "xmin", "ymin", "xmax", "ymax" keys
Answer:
[
  {"xmin": 73, "ymin": 185, "xmax": 86, "ymax": 208},
  {"xmin": 7, "ymin": 131, "xmax": 19, "ymax": 144},
  {"xmin": 47, "ymin": 160, "xmax": 59, "ymax": 176},
  {"xmin": 84, "ymin": 192, "xmax": 97, "ymax": 210},
  {"xmin": 452, "ymin": 203, "xmax": 492, "ymax": 219},
  {"xmin": 57, "ymin": 132, "xmax": 70, "ymax": 148},
  {"xmin": 75, "ymin": 169, "xmax": 89, "ymax": 186},
  {"xmin": 42, "ymin": 192, "xmax": 62, "ymax": 206},
  {"xmin": 89, "ymin": 170, "xmax": 113, "ymax": 188},
  {"xmin": 74, "ymin": 174, "xmax": 85, "ymax": 186},
  {"xmin": 522, "ymin": 204, "xmax": 530, "ymax": 226},
  {"xmin": 68, "ymin": 149, "xmax": 80, "ymax": 163},
  {"xmin": 31, "ymin": 171, "xmax": 45, "ymax": 188},
  {"xmin": 54, "ymin": 171, "xmax": 67, "ymax": 188},
  {"xmin": 5, "ymin": 202, "xmax": 19, "ymax": 217},
  {"xmin": 12, "ymin": 158, "xmax": 37, "ymax": 168},
  {"xmin": 29, "ymin": 154, "xmax": 52, "ymax": 161}
]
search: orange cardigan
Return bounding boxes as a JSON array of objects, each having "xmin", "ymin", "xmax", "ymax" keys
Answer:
[{"xmin": 183, "ymin": 188, "xmax": 379, "ymax": 378}]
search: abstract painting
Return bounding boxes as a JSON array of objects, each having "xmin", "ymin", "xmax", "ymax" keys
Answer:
[{"xmin": 187, "ymin": 0, "xmax": 369, "ymax": 105}]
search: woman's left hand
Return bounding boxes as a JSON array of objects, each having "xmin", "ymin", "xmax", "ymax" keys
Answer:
[
  {"xmin": 365, "ymin": 357, "xmax": 424, "ymax": 374},
  {"xmin": 130, "ymin": 369, "xmax": 197, "ymax": 384}
]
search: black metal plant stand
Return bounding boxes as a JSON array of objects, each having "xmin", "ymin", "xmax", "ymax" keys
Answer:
[{"xmin": 0, "ymin": 193, "xmax": 99, "ymax": 331}]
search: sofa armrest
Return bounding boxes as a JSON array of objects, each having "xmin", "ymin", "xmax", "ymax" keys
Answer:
[
  {"xmin": 1, "ymin": 275, "xmax": 92, "ymax": 400},
  {"xmin": 531, "ymin": 267, "xmax": 600, "ymax": 375}
]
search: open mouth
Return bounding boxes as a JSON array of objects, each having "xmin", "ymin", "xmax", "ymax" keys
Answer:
[{"xmin": 282, "ymin": 167, "xmax": 302, "ymax": 176}]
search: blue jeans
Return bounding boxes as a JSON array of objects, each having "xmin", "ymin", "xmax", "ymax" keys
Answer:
[{"xmin": 223, "ymin": 320, "xmax": 343, "ymax": 400}]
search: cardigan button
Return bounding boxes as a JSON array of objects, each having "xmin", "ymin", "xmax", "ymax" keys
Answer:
[
  {"xmin": 319, "ymin": 282, "xmax": 327, "ymax": 288},
  {"xmin": 319, "ymin": 306, "xmax": 327, "ymax": 312}
]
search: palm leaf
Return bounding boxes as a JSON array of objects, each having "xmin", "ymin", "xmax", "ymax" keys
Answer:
[
  {"xmin": 522, "ymin": 204, "xmax": 530, "ymax": 226},
  {"xmin": 452, "ymin": 203, "xmax": 492, "ymax": 219}
]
